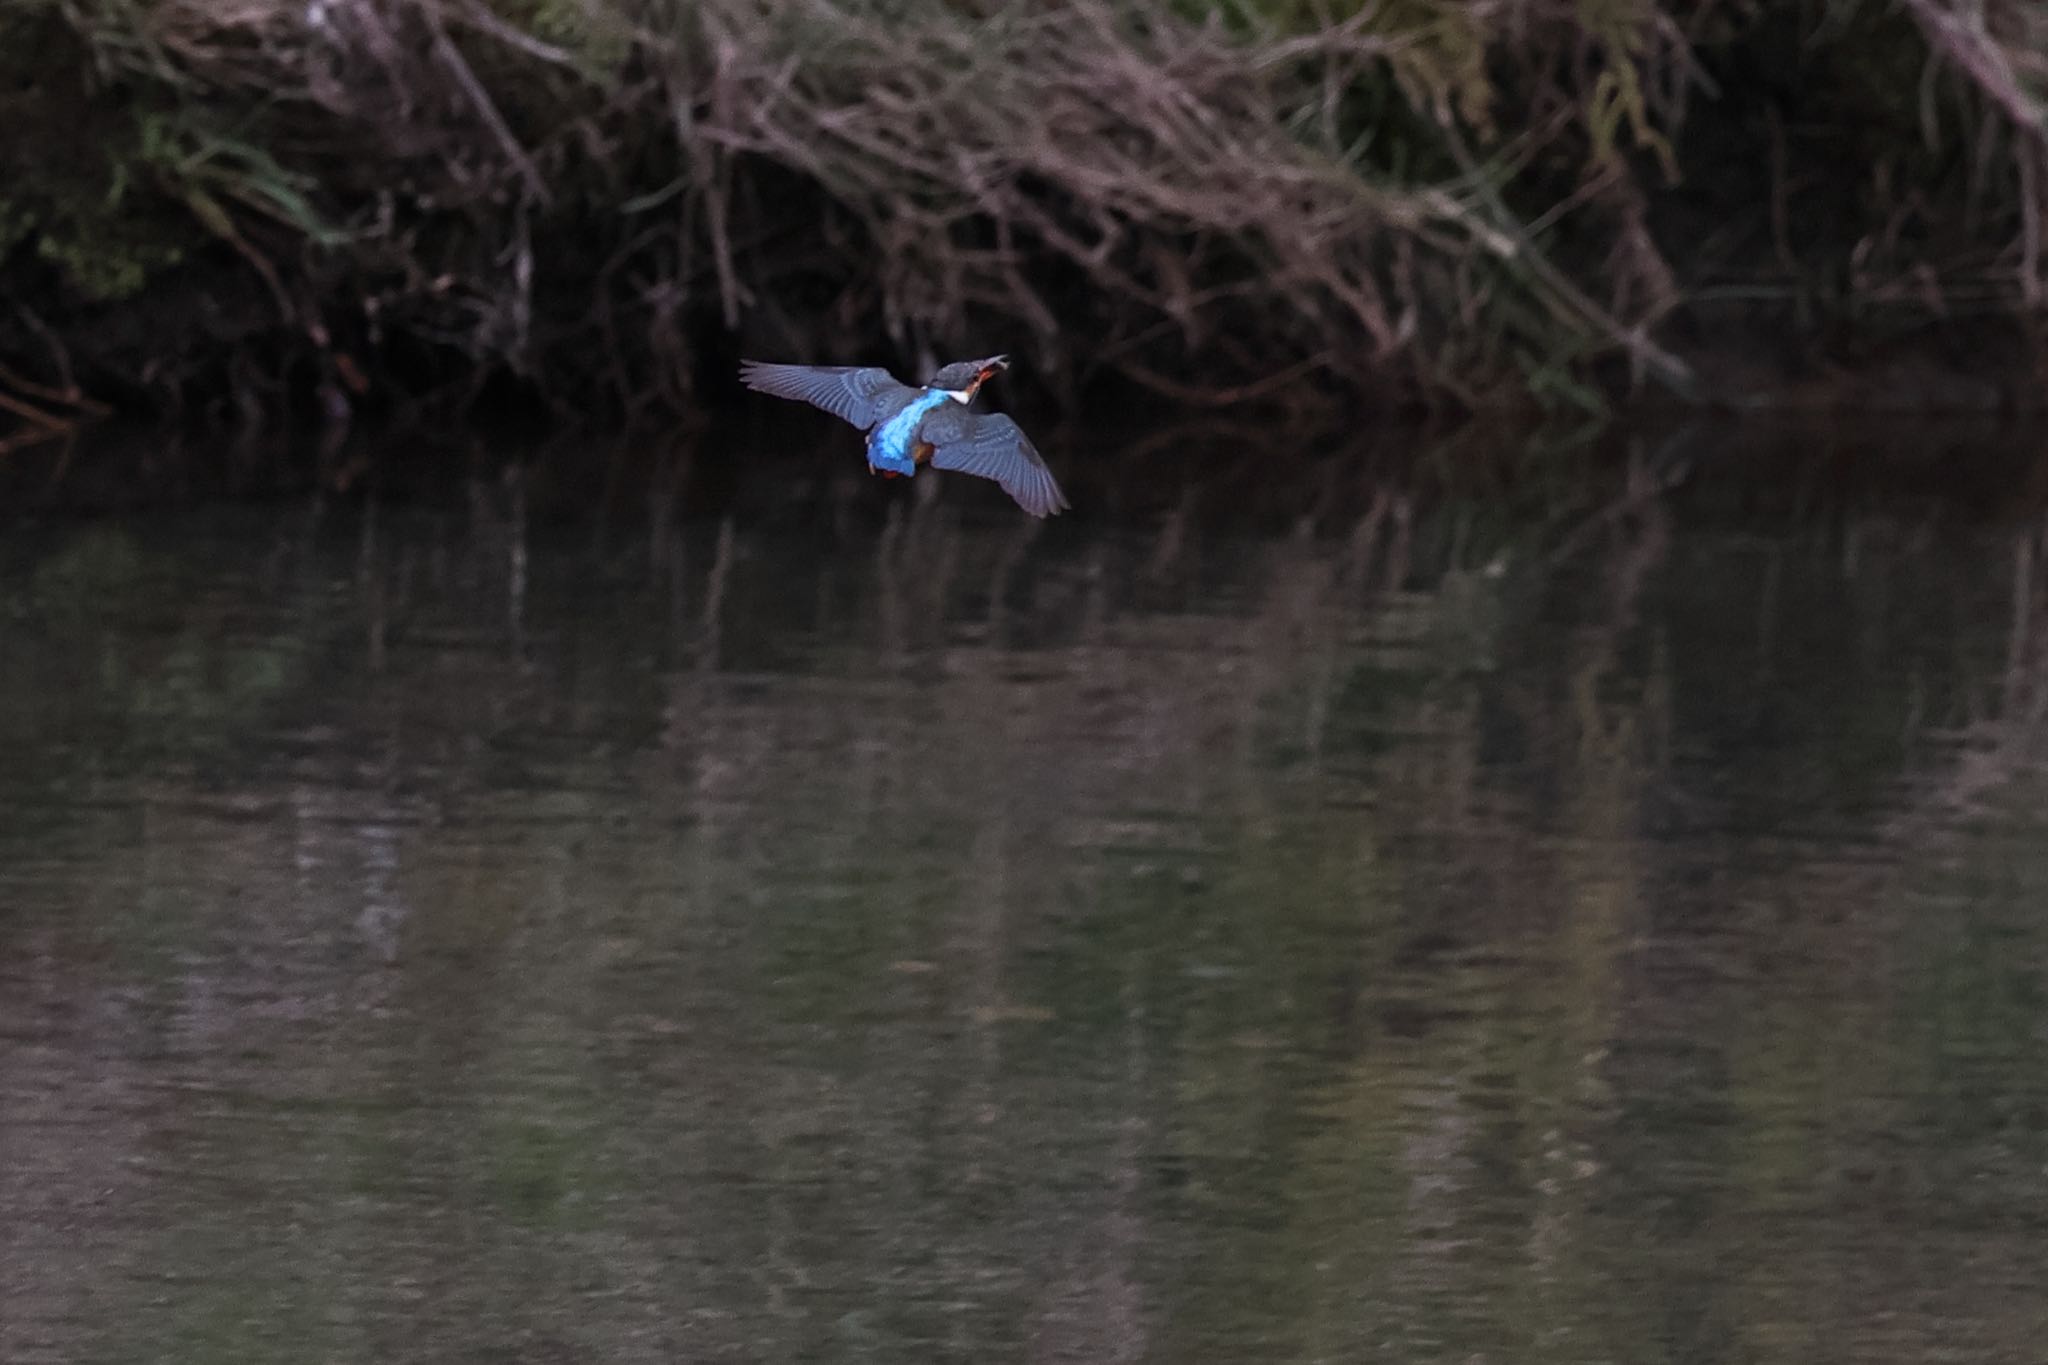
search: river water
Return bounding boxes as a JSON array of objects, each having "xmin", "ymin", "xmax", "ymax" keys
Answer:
[{"xmin": 4, "ymin": 423, "xmax": 2047, "ymax": 1362}]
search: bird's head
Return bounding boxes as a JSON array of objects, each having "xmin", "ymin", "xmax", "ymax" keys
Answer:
[{"xmin": 930, "ymin": 354, "xmax": 1009, "ymax": 402}]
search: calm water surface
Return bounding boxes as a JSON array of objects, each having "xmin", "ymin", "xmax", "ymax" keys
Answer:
[{"xmin": 4, "ymin": 430, "xmax": 2048, "ymax": 1363}]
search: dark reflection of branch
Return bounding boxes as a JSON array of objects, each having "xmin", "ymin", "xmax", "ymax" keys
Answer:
[
  {"xmin": 2005, "ymin": 528, "xmax": 2041, "ymax": 717},
  {"xmin": 702, "ymin": 515, "xmax": 735, "ymax": 664},
  {"xmin": 1890, "ymin": 516, "xmax": 2048, "ymax": 837},
  {"xmin": 505, "ymin": 467, "xmax": 529, "ymax": 650},
  {"xmin": 1029, "ymin": 982, "xmax": 1149, "ymax": 1365},
  {"xmin": 1539, "ymin": 426, "xmax": 1694, "ymax": 571},
  {"xmin": 358, "ymin": 500, "xmax": 386, "ymax": 673}
]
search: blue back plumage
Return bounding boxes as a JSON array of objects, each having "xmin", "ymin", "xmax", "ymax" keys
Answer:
[
  {"xmin": 867, "ymin": 389, "xmax": 951, "ymax": 475},
  {"xmin": 739, "ymin": 356, "xmax": 1067, "ymax": 516}
]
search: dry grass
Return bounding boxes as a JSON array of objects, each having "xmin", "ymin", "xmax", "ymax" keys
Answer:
[{"xmin": 2, "ymin": 0, "xmax": 2045, "ymax": 429}]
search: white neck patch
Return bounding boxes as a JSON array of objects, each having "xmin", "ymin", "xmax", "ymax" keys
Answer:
[{"xmin": 943, "ymin": 389, "xmax": 974, "ymax": 404}]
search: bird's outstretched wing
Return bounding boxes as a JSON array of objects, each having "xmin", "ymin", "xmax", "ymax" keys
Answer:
[
  {"xmin": 920, "ymin": 407, "xmax": 1068, "ymax": 517},
  {"xmin": 738, "ymin": 362, "xmax": 918, "ymax": 430}
]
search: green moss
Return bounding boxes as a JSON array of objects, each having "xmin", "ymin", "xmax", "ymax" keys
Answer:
[
  {"xmin": 33, "ymin": 217, "xmax": 187, "ymax": 300},
  {"xmin": 0, "ymin": 6, "xmax": 203, "ymax": 300}
]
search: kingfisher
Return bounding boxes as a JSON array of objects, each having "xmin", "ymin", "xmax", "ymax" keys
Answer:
[{"xmin": 739, "ymin": 354, "xmax": 1067, "ymax": 516}]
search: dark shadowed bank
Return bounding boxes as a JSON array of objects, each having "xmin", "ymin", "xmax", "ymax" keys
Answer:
[{"xmin": 2, "ymin": 0, "xmax": 2047, "ymax": 457}]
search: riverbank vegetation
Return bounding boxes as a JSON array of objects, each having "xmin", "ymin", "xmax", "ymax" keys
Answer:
[{"xmin": 2, "ymin": 0, "xmax": 2045, "ymax": 446}]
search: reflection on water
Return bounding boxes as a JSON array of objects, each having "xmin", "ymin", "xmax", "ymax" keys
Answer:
[{"xmin": 4, "ymin": 431, "xmax": 2048, "ymax": 1364}]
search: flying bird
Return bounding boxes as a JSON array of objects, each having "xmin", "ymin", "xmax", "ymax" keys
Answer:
[{"xmin": 739, "ymin": 354, "xmax": 1067, "ymax": 517}]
